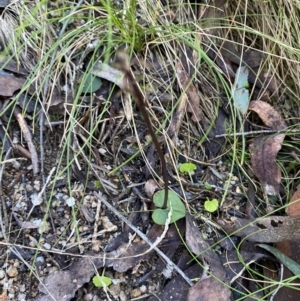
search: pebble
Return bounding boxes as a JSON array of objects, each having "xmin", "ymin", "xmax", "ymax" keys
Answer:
[
  {"xmin": 36, "ymin": 256, "xmax": 45, "ymax": 267},
  {"xmin": 7, "ymin": 266, "xmax": 18, "ymax": 278},
  {"xmin": 43, "ymin": 243, "xmax": 51, "ymax": 250},
  {"xmin": 19, "ymin": 284, "xmax": 26, "ymax": 293},
  {"xmin": 18, "ymin": 293, "xmax": 26, "ymax": 301},
  {"xmin": 140, "ymin": 285, "xmax": 147, "ymax": 293},
  {"xmin": 119, "ymin": 291, "xmax": 127, "ymax": 301},
  {"xmin": 0, "ymin": 269, "xmax": 5, "ymax": 279},
  {"xmin": 109, "ymin": 283, "xmax": 121, "ymax": 297},
  {"xmin": 83, "ymin": 293, "xmax": 93, "ymax": 301},
  {"xmin": 130, "ymin": 288, "xmax": 142, "ymax": 298}
]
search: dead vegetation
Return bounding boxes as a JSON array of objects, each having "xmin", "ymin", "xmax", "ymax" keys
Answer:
[{"xmin": 1, "ymin": 0, "xmax": 300, "ymax": 300}]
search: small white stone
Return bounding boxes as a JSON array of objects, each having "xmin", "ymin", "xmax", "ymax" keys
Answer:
[
  {"xmin": 18, "ymin": 293, "xmax": 26, "ymax": 301},
  {"xmin": 43, "ymin": 243, "xmax": 51, "ymax": 250},
  {"xmin": 140, "ymin": 285, "xmax": 147, "ymax": 293},
  {"xmin": 12, "ymin": 160, "xmax": 21, "ymax": 169},
  {"xmin": 98, "ymin": 148, "xmax": 107, "ymax": 155},
  {"xmin": 119, "ymin": 291, "xmax": 127, "ymax": 301}
]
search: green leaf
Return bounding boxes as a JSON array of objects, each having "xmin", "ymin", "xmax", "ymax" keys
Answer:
[
  {"xmin": 152, "ymin": 190, "xmax": 186, "ymax": 225},
  {"xmin": 81, "ymin": 72, "xmax": 102, "ymax": 93},
  {"xmin": 92, "ymin": 275, "xmax": 112, "ymax": 288},
  {"xmin": 179, "ymin": 162, "xmax": 197, "ymax": 174},
  {"xmin": 233, "ymin": 66, "xmax": 249, "ymax": 116},
  {"xmin": 258, "ymin": 244, "xmax": 300, "ymax": 278},
  {"xmin": 204, "ymin": 181, "xmax": 212, "ymax": 190},
  {"xmin": 94, "ymin": 180, "xmax": 102, "ymax": 189},
  {"xmin": 204, "ymin": 199, "xmax": 219, "ymax": 213}
]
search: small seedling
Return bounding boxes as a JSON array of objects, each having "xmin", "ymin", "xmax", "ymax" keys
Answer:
[
  {"xmin": 204, "ymin": 198, "xmax": 219, "ymax": 213},
  {"xmin": 94, "ymin": 180, "xmax": 102, "ymax": 189},
  {"xmin": 204, "ymin": 181, "xmax": 212, "ymax": 190},
  {"xmin": 152, "ymin": 190, "xmax": 186, "ymax": 225},
  {"xmin": 92, "ymin": 275, "xmax": 112, "ymax": 288},
  {"xmin": 179, "ymin": 162, "xmax": 197, "ymax": 182}
]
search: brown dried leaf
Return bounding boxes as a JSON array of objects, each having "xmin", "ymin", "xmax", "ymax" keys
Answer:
[
  {"xmin": 216, "ymin": 215, "xmax": 300, "ymax": 243},
  {"xmin": 0, "ymin": 73, "xmax": 25, "ymax": 97},
  {"xmin": 187, "ymin": 277, "xmax": 232, "ymax": 301},
  {"xmin": 249, "ymin": 100, "xmax": 286, "ymax": 130},
  {"xmin": 110, "ymin": 224, "xmax": 164, "ymax": 273},
  {"xmin": 186, "ymin": 214, "xmax": 232, "ymax": 301},
  {"xmin": 286, "ymin": 185, "xmax": 300, "ymax": 216},
  {"xmin": 273, "ymin": 185, "xmax": 300, "ymax": 300},
  {"xmin": 177, "ymin": 50, "xmax": 203, "ymax": 123},
  {"xmin": 250, "ymin": 135, "xmax": 284, "ymax": 195},
  {"xmin": 249, "ymin": 100, "xmax": 286, "ymax": 195},
  {"xmin": 33, "ymin": 253, "xmax": 106, "ymax": 301},
  {"xmin": 0, "ymin": 56, "xmax": 29, "ymax": 75}
]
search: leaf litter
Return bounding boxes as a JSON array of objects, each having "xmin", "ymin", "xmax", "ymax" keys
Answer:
[
  {"xmin": 0, "ymin": 1, "xmax": 300, "ymax": 301},
  {"xmin": 249, "ymin": 100, "xmax": 287, "ymax": 195}
]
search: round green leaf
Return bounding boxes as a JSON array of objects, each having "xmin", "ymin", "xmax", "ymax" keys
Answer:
[
  {"xmin": 152, "ymin": 208, "xmax": 169, "ymax": 225},
  {"xmin": 92, "ymin": 275, "xmax": 112, "ymax": 288},
  {"xmin": 179, "ymin": 162, "xmax": 197, "ymax": 174},
  {"xmin": 81, "ymin": 73, "xmax": 102, "ymax": 93},
  {"xmin": 204, "ymin": 199, "xmax": 219, "ymax": 213},
  {"xmin": 152, "ymin": 190, "xmax": 186, "ymax": 225}
]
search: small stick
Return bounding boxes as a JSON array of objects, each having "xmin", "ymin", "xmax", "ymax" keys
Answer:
[
  {"xmin": 215, "ymin": 128, "xmax": 300, "ymax": 138},
  {"xmin": 118, "ymin": 54, "xmax": 169, "ymax": 209}
]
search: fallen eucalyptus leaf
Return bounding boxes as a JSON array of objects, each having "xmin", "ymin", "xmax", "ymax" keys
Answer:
[{"xmin": 249, "ymin": 100, "xmax": 286, "ymax": 195}]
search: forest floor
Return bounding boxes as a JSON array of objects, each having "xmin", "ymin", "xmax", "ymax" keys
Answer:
[{"xmin": 1, "ymin": 1, "xmax": 300, "ymax": 301}]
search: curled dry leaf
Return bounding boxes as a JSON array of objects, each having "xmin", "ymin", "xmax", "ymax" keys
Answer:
[
  {"xmin": 249, "ymin": 100, "xmax": 286, "ymax": 130},
  {"xmin": 249, "ymin": 135, "xmax": 284, "ymax": 195},
  {"xmin": 249, "ymin": 100, "xmax": 286, "ymax": 195}
]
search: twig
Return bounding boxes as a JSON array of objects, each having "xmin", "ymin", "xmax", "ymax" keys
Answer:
[
  {"xmin": 27, "ymin": 167, "xmax": 56, "ymax": 218},
  {"xmin": 117, "ymin": 53, "xmax": 169, "ymax": 209},
  {"xmin": 93, "ymin": 191, "xmax": 193, "ymax": 287},
  {"xmin": 13, "ymin": 107, "xmax": 39, "ymax": 175},
  {"xmin": 92, "ymin": 198, "xmax": 102, "ymax": 252},
  {"xmin": 215, "ymin": 128, "xmax": 300, "ymax": 138}
]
